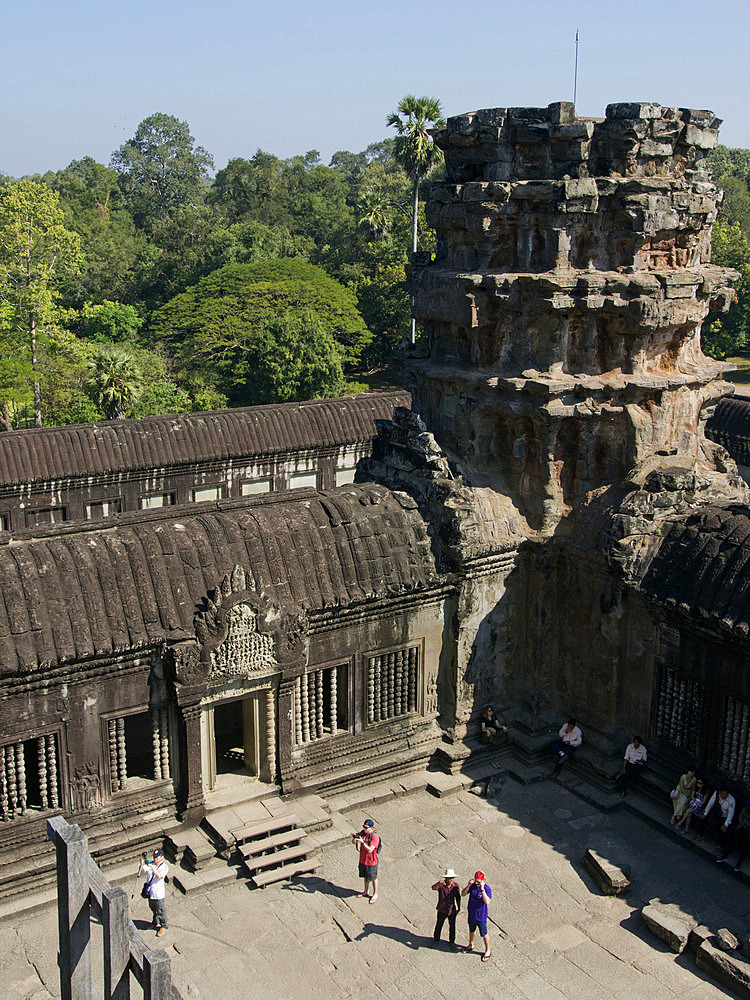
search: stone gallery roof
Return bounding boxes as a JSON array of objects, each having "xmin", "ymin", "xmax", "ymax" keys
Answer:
[
  {"xmin": 639, "ymin": 504, "xmax": 750, "ymax": 635},
  {"xmin": 0, "ymin": 392, "xmax": 409, "ymax": 486},
  {"xmin": 706, "ymin": 395, "xmax": 750, "ymax": 466},
  {"xmin": 0, "ymin": 483, "xmax": 440, "ymax": 675}
]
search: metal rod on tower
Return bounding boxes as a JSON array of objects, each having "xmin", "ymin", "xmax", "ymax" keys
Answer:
[{"xmin": 573, "ymin": 30, "xmax": 580, "ymax": 107}]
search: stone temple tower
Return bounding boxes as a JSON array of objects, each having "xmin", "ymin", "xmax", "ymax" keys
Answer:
[
  {"xmin": 408, "ymin": 102, "xmax": 737, "ymax": 532},
  {"xmin": 364, "ymin": 101, "xmax": 747, "ymax": 751}
]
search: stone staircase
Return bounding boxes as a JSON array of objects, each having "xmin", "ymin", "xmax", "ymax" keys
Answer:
[{"xmin": 166, "ymin": 792, "xmax": 336, "ymax": 895}]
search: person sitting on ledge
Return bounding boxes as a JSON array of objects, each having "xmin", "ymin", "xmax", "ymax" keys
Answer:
[
  {"xmin": 551, "ymin": 718, "xmax": 582, "ymax": 777},
  {"xmin": 615, "ymin": 736, "xmax": 647, "ymax": 798},
  {"xmin": 716, "ymin": 799, "xmax": 750, "ymax": 871},
  {"xmin": 670, "ymin": 768, "xmax": 696, "ymax": 826},
  {"xmin": 675, "ymin": 778, "xmax": 707, "ymax": 837},
  {"xmin": 699, "ymin": 787, "xmax": 735, "ymax": 844},
  {"xmin": 479, "ymin": 706, "xmax": 508, "ymax": 747}
]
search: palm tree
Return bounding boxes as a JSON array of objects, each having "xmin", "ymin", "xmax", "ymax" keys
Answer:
[
  {"xmin": 386, "ymin": 95, "xmax": 445, "ymax": 342},
  {"xmin": 88, "ymin": 346, "xmax": 142, "ymax": 420},
  {"xmin": 358, "ymin": 190, "xmax": 390, "ymax": 241}
]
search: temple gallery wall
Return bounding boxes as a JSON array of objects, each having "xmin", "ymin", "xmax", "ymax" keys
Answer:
[{"xmin": 2, "ymin": 101, "xmax": 750, "ymax": 875}]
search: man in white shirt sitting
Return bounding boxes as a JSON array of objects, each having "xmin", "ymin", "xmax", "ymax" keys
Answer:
[
  {"xmin": 615, "ymin": 736, "xmax": 647, "ymax": 798},
  {"xmin": 551, "ymin": 718, "xmax": 583, "ymax": 777},
  {"xmin": 141, "ymin": 848, "xmax": 169, "ymax": 937}
]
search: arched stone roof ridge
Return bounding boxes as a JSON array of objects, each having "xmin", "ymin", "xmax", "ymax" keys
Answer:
[
  {"xmin": 0, "ymin": 391, "xmax": 409, "ymax": 485},
  {"xmin": 0, "ymin": 482, "xmax": 439, "ymax": 675},
  {"xmin": 638, "ymin": 503, "xmax": 750, "ymax": 632}
]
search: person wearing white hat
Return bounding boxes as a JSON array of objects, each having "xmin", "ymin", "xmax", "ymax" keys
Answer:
[{"xmin": 431, "ymin": 869, "xmax": 461, "ymax": 949}]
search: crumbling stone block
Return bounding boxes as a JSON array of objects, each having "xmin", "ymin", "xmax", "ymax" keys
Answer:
[
  {"xmin": 688, "ymin": 924, "xmax": 712, "ymax": 953},
  {"xmin": 641, "ymin": 903, "xmax": 693, "ymax": 953},
  {"xmin": 582, "ymin": 849, "xmax": 630, "ymax": 895},
  {"xmin": 717, "ymin": 928, "xmax": 741, "ymax": 952},
  {"xmin": 696, "ymin": 939, "xmax": 750, "ymax": 999}
]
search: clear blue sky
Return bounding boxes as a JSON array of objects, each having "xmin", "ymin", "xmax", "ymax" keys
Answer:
[{"xmin": 2, "ymin": 0, "xmax": 748, "ymax": 177}]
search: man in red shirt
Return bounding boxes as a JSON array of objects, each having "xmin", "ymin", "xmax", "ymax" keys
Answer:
[{"xmin": 353, "ymin": 818, "xmax": 380, "ymax": 904}]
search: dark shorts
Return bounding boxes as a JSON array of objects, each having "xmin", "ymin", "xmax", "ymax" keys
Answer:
[
  {"xmin": 359, "ymin": 863, "xmax": 378, "ymax": 881},
  {"xmin": 468, "ymin": 915, "xmax": 487, "ymax": 937}
]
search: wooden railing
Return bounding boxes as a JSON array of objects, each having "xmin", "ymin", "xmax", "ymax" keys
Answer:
[{"xmin": 47, "ymin": 816, "xmax": 183, "ymax": 1000}]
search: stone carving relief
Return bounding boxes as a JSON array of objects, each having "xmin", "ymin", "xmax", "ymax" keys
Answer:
[
  {"xmin": 210, "ymin": 604, "xmax": 277, "ymax": 678},
  {"xmin": 72, "ymin": 761, "xmax": 101, "ymax": 812}
]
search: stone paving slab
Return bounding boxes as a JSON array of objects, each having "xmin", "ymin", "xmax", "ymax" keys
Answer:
[{"xmin": 4, "ymin": 780, "xmax": 750, "ymax": 999}]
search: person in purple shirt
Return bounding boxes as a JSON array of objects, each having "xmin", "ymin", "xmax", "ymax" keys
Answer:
[{"xmin": 461, "ymin": 870, "xmax": 492, "ymax": 962}]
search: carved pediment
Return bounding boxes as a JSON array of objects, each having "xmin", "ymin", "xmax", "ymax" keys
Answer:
[{"xmin": 187, "ymin": 565, "xmax": 307, "ymax": 686}]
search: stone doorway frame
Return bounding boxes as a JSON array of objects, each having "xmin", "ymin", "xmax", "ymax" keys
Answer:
[{"xmin": 200, "ymin": 677, "xmax": 278, "ymax": 791}]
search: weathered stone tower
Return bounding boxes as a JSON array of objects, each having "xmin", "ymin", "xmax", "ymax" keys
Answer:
[
  {"xmin": 365, "ymin": 101, "xmax": 749, "ymax": 761},
  {"xmin": 410, "ymin": 102, "xmax": 736, "ymax": 532}
]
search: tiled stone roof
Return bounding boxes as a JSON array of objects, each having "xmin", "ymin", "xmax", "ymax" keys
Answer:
[
  {"xmin": 0, "ymin": 483, "xmax": 439, "ymax": 675},
  {"xmin": 639, "ymin": 504, "xmax": 750, "ymax": 634},
  {"xmin": 0, "ymin": 392, "xmax": 409, "ymax": 486},
  {"xmin": 706, "ymin": 395, "xmax": 750, "ymax": 466}
]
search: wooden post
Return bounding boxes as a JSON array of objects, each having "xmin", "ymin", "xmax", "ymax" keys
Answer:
[
  {"xmin": 49, "ymin": 817, "xmax": 93, "ymax": 1000},
  {"xmin": 103, "ymin": 886, "xmax": 130, "ymax": 1000},
  {"xmin": 143, "ymin": 948, "xmax": 171, "ymax": 1000}
]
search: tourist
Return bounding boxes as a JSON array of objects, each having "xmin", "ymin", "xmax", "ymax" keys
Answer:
[
  {"xmin": 670, "ymin": 769, "xmax": 696, "ymax": 825},
  {"xmin": 550, "ymin": 719, "xmax": 582, "ymax": 777},
  {"xmin": 431, "ymin": 869, "xmax": 461, "ymax": 949},
  {"xmin": 480, "ymin": 706, "xmax": 508, "ymax": 747},
  {"xmin": 140, "ymin": 848, "xmax": 169, "ymax": 937},
  {"xmin": 700, "ymin": 787, "xmax": 736, "ymax": 843},
  {"xmin": 462, "ymin": 870, "xmax": 492, "ymax": 962},
  {"xmin": 675, "ymin": 778, "xmax": 708, "ymax": 837},
  {"xmin": 353, "ymin": 818, "xmax": 380, "ymax": 904},
  {"xmin": 716, "ymin": 800, "xmax": 750, "ymax": 871},
  {"xmin": 614, "ymin": 736, "xmax": 648, "ymax": 798}
]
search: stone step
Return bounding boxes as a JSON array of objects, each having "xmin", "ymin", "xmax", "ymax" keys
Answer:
[
  {"xmin": 328, "ymin": 771, "xmax": 427, "ymax": 815},
  {"xmin": 231, "ymin": 813, "xmax": 302, "ymax": 846},
  {"xmin": 251, "ymin": 856, "xmax": 321, "ymax": 889},
  {"xmin": 240, "ymin": 843, "xmax": 310, "ymax": 873},
  {"xmin": 171, "ymin": 860, "xmax": 245, "ymax": 896},
  {"xmin": 426, "ymin": 770, "xmax": 473, "ymax": 798},
  {"xmin": 237, "ymin": 828, "xmax": 306, "ymax": 857}
]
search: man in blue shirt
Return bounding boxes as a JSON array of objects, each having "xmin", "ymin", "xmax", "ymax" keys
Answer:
[{"xmin": 461, "ymin": 870, "xmax": 492, "ymax": 961}]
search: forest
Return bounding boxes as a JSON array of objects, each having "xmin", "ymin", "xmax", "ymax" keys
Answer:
[{"xmin": 0, "ymin": 104, "xmax": 748, "ymax": 430}]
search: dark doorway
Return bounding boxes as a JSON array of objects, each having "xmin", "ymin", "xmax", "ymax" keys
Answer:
[{"xmin": 214, "ymin": 699, "xmax": 251, "ymax": 775}]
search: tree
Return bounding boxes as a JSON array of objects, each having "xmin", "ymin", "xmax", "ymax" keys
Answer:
[
  {"xmin": 386, "ymin": 95, "xmax": 445, "ymax": 341},
  {"xmin": 87, "ymin": 345, "xmax": 142, "ymax": 419},
  {"xmin": 111, "ymin": 113, "xmax": 214, "ymax": 229},
  {"xmin": 149, "ymin": 259, "xmax": 372, "ymax": 378},
  {"xmin": 232, "ymin": 312, "xmax": 344, "ymax": 405},
  {"xmin": 0, "ymin": 180, "xmax": 82, "ymax": 425},
  {"xmin": 81, "ymin": 300, "xmax": 143, "ymax": 342},
  {"xmin": 704, "ymin": 220, "xmax": 750, "ymax": 359}
]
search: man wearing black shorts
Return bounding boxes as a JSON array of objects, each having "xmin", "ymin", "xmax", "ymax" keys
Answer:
[{"xmin": 354, "ymin": 818, "xmax": 380, "ymax": 904}]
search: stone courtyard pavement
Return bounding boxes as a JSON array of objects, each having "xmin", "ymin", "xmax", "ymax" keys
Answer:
[{"xmin": 2, "ymin": 778, "xmax": 750, "ymax": 1000}]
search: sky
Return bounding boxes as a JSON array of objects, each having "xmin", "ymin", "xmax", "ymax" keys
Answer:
[{"xmin": 2, "ymin": 0, "xmax": 749, "ymax": 177}]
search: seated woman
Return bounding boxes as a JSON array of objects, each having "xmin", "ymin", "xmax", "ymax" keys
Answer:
[
  {"xmin": 675, "ymin": 778, "xmax": 707, "ymax": 836},
  {"xmin": 479, "ymin": 706, "xmax": 508, "ymax": 747},
  {"xmin": 670, "ymin": 769, "xmax": 696, "ymax": 826}
]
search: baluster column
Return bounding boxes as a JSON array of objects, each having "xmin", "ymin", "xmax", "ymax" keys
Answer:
[
  {"xmin": 0, "ymin": 747, "xmax": 8, "ymax": 821},
  {"xmin": 7, "ymin": 743, "xmax": 17, "ymax": 818},
  {"xmin": 47, "ymin": 735, "xmax": 59, "ymax": 808},
  {"xmin": 316, "ymin": 669, "xmax": 324, "ymax": 738},
  {"xmin": 378, "ymin": 655, "xmax": 387, "ymax": 721},
  {"xmin": 301, "ymin": 673, "xmax": 311, "ymax": 744},
  {"xmin": 387, "ymin": 653, "xmax": 395, "ymax": 720},
  {"xmin": 151, "ymin": 709, "xmax": 162, "ymax": 781},
  {"xmin": 329, "ymin": 667, "xmax": 337, "ymax": 735},
  {"xmin": 15, "ymin": 742, "xmax": 26, "ymax": 815},
  {"xmin": 394, "ymin": 650, "xmax": 404, "ymax": 716},
  {"xmin": 108, "ymin": 720, "xmax": 119, "ymax": 791},
  {"xmin": 159, "ymin": 709, "xmax": 170, "ymax": 779},
  {"xmin": 38, "ymin": 737, "xmax": 48, "ymax": 810},
  {"xmin": 116, "ymin": 718, "xmax": 127, "ymax": 788},
  {"xmin": 294, "ymin": 678, "xmax": 303, "ymax": 746},
  {"xmin": 367, "ymin": 659, "xmax": 375, "ymax": 724}
]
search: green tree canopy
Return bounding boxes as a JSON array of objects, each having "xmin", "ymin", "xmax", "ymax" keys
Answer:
[
  {"xmin": 0, "ymin": 179, "xmax": 83, "ymax": 424},
  {"xmin": 149, "ymin": 258, "xmax": 372, "ymax": 375},
  {"xmin": 111, "ymin": 113, "xmax": 214, "ymax": 229},
  {"xmin": 704, "ymin": 220, "xmax": 750, "ymax": 359},
  {"xmin": 87, "ymin": 345, "xmax": 143, "ymax": 419},
  {"xmin": 81, "ymin": 300, "xmax": 143, "ymax": 342}
]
